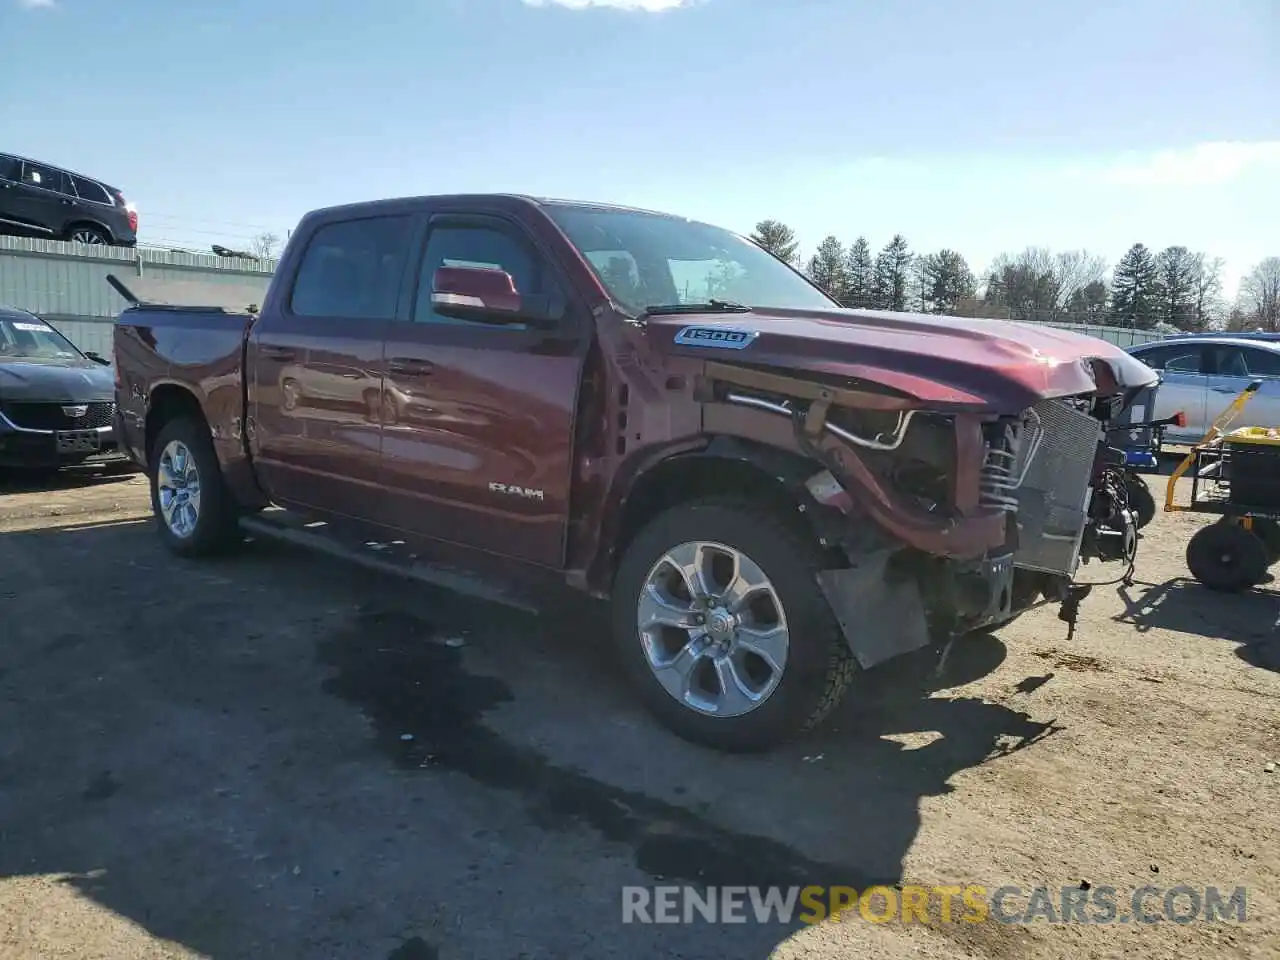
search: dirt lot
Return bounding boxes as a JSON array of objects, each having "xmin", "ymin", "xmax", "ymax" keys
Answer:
[{"xmin": 0, "ymin": 467, "xmax": 1277, "ymax": 959}]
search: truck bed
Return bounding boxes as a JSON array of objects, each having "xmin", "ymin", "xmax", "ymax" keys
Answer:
[{"xmin": 113, "ymin": 302, "xmax": 256, "ymax": 473}]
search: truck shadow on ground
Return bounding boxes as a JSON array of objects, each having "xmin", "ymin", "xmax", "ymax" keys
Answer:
[
  {"xmin": 0, "ymin": 521, "xmax": 1056, "ymax": 960},
  {"xmin": 1112, "ymin": 576, "xmax": 1280, "ymax": 673}
]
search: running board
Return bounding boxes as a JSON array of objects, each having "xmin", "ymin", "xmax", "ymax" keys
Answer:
[{"xmin": 238, "ymin": 510, "xmax": 540, "ymax": 615}]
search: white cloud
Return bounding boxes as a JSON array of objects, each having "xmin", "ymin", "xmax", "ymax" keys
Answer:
[
  {"xmin": 522, "ymin": 0, "xmax": 690, "ymax": 10},
  {"xmin": 1093, "ymin": 141, "xmax": 1280, "ymax": 187},
  {"xmin": 18, "ymin": 0, "xmax": 57, "ymax": 8}
]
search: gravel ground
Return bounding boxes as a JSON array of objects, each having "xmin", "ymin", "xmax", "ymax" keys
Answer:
[{"xmin": 0, "ymin": 466, "xmax": 1277, "ymax": 959}]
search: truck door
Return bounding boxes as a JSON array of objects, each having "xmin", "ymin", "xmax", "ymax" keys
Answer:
[
  {"xmin": 248, "ymin": 213, "xmax": 412, "ymax": 519},
  {"xmin": 378, "ymin": 212, "xmax": 588, "ymax": 568}
]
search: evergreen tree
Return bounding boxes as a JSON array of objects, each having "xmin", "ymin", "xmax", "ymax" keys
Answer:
[
  {"xmin": 1111, "ymin": 243, "xmax": 1160, "ymax": 328},
  {"xmin": 750, "ymin": 220, "xmax": 800, "ymax": 265},
  {"xmin": 921, "ymin": 249, "xmax": 975, "ymax": 314},
  {"xmin": 844, "ymin": 237, "xmax": 874, "ymax": 307},
  {"xmin": 1154, "ymin": 245, "xmax": 1200, "ymax": 329},
  {"xmin": 806, "ymin": 236, "xmax": 847, "ymax": 301},
  {"xmin": 873, "ymin": 235, "xmax": 913, "ymax": 311}
]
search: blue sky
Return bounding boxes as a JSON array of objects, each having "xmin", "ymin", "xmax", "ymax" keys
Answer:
[{"xmin": 3, "ymin": 0, "xmax": 1276, "ymax": 296}]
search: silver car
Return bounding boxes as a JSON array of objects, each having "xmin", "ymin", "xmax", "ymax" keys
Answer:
[{"xmin": 1127, "ymin": 335, "xmax": 1280, "ymax": 444}]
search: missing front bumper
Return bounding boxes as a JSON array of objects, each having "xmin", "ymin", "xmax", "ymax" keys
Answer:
[{"xmin": 816, "ymin": 551, "xmax": 1019, "ymax": 671}]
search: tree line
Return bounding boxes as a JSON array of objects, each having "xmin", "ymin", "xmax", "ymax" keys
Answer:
[{"xmin": 748, "ymin": 220, "xmax": 1280, "ymax": 333}]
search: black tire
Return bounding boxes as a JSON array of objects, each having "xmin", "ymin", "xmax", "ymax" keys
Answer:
[
  {"xmin": 1125, "ymin": 473, "xmax": 1157, "ymax": 530},
  {"xmin": 66, "ymin": 224, "xmax": 110, "ymax": 245},
  {"xmin": 148, "ymin": 416, "xmax": 239, "ymax": 557},
  {"xmin": 1186, "ymin": 520, "xmax": 1268, "ymax": 592},
  {"xmin": 611, "ymin": 498, "xmax": 857, "ymax": 752},
  {"xmin": 1248, "ymin": 517, "xmax": 1280, "ymax": 565}
]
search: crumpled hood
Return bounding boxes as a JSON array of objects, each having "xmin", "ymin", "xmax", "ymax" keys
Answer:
[
  {"xmin": 646, "ymin": 306, "xmax": 1158, "ymax": 411},
  {"xmin": 0, "ymin": 359, "xmax": 115, "ymax": 402}
]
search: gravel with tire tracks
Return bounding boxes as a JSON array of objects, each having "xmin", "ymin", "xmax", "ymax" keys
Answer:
[{"xmin": 0, "ymin": 471, "xmax": 1277, "ymax": 959}]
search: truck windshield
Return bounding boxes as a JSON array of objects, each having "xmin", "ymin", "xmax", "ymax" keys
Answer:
[
  {"xmin": 0, "ymin": 315, "xmax": 82, "ymax": 361},
  {"xmin": 542, "ymin": 203, "xmax": 838, "ymax": 315}
]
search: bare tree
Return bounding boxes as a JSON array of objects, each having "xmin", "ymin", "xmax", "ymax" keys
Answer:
[
  {"xmin": 1240, "ymin": 257, "xmax": 1280, "ymax": 331},
  {"xmin": 982, "ymin": 248, "xmax": 1060, "ymax": 320},
  {"xmin": 250, "ymin": 231, "xmax": 281, "ymax": 260},
  {"xmin": 1191, "ymin": 254, "xmax": 1225, "ymax": 329},
  {"xmin": 1052, "ymin": 250, "xmax": 1108, "ymax": 310}
]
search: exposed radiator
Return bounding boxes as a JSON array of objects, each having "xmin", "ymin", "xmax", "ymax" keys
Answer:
[{"xmin": 1012, "ymin": 398, "xmax": 1102, "ymax": 576}]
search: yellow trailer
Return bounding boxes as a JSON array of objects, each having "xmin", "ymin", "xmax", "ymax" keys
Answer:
[{"xmin": 1165, "ymin": 379, "xmax": 1280, "ymax": 591}]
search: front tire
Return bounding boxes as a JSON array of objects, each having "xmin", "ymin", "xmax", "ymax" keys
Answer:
[
  {"xmin": 611, "ymin": 499, "xmax": 856, "ymax": 752},
  {"xmin": 149, "ymin": 417, "xmax": 238, "ymax": 557}
]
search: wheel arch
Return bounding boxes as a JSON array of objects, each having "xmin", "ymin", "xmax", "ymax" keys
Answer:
[
  {"xmin": 62, "ymin": 218, "xmax": 115, "ymax": 244},
  {"xmin": 601, "ymin": 435, "xmax": 841, "ymax": 593},
  {"xmin": 145, "ymin": 383, "xmax": 208, "ymax": 463}
]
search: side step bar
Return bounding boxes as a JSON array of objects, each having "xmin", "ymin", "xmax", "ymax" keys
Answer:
[{"xmin": 239, "ymin": 511, "xmax": 540, "ymax": 615}]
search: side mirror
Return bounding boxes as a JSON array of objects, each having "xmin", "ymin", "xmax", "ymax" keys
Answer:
[
  {"xmin": 85, "ymin": 351, "xmax": 110, "ymax": 365},
  {"xmin": 431, "ymin": 266, "xmax": 561, "ymax": 328}
]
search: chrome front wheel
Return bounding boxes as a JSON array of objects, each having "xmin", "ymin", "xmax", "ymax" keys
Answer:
[
  {"xmin": 156, "ymin": 440, "xmax": 202, "ymax": 539},
  {"xmin": 637, "ymin": 539, "xmax": 790, "ymax": 718}
]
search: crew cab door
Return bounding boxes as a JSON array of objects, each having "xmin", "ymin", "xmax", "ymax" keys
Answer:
[
  {"xmin": 378, "ymin": 211, "xmax": 587, "ymax": 568},
  {"xmin": 248, "ymin": 213, "xmax": 412, "ymax": 519}
]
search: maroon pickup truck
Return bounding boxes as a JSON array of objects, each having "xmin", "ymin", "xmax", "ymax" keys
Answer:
[{"xmin": 111, "ymin": 194, "xmax": 1157, "ymax": 751}]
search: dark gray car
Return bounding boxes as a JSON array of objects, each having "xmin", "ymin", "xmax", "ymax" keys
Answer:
[
  {"xmin": 0, "ymin": 305, "xmax": 120, "ymax": 470},
  {"xmin": 0, "ymin": 152, "xmax": 137, "ymax": 247}
]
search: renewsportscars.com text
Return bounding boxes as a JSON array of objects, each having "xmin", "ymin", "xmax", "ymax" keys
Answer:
[{"xmin": 621, "ymin": 884, "xmax": 1249, "ymax": 925}]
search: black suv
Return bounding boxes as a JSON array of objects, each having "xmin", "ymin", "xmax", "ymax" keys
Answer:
[{"xmin": 0, "ymin": 152, "xmax": 137, "ymax": 247}]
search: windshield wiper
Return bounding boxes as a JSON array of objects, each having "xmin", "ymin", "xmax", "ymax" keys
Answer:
[{"xmin": 640, "ymin": 299, "xmax": 752, "ymax": 317}]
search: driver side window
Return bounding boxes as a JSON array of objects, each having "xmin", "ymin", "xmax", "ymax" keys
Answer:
[{"xmin": 1136, "ymin": 345, "xmax": 1202, "ymax": 373}]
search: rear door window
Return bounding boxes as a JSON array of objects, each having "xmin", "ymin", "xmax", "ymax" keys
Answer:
[
  {"xmin": 289, "ymin": 215, "xmax": 413, "ymax": 320},
  {"xmin": 0, "ymin": 155, "xmax": 19, "ymax": 181},
  {"xmin": 1241, "ymin": 347, "xmax": 1280, "ymax": 378},
  {"xmin": 70, "ymin": 176, "xmax": 113, "ymax": 205}
]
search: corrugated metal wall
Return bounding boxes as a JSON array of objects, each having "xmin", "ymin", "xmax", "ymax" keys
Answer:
[{"xmin": 0, "ymin": 236, "xmax": 276, "ymax": 355}]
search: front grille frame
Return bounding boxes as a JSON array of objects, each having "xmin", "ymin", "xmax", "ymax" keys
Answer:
[{"xmin": 0, "ymin": 400, "xmax": 116, "ymax": 431}]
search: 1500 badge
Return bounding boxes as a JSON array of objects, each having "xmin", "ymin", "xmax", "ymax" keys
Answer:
[{"xmin": 673, "ymin": 326, "xmax": 758, "ymax": 349}]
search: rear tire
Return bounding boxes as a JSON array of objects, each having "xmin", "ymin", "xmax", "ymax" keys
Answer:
[
  {"xmin": 148, "ymin": 416, "xmax": 238, "ymax": 557},
  {"xmin": 611, "ymin": 498, "xmax": 856, "ymax": 752},
  {"xmin": 1186, "ymin": 520, "xmax": 1267, "ymax": 592},
  {"xmin": 66, "ymin": 224, "xmax": 110, "ymax": 245}
]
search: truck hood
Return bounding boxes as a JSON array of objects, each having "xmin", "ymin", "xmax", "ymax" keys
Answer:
[
  {"xmin": 646, "ymin": 306, "xmax": 1158, "ymax": 411},
  {"xmin": 0, "ymin": 359, "xmax": 115, "ymax": 402}
]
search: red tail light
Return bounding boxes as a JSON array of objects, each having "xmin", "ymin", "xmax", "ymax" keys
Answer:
[
  {"xmin": 1173, "ymin": 411, "xmax": 1187, "ymax": 428},
  {"xmin": 115, "ymin": 191, "xmax": 138, "ymax": 233}
]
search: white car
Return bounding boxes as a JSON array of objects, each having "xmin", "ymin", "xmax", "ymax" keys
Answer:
[{"xmin": 1127, "ymin": 335, "xmax": 1280, "ymax": 444}]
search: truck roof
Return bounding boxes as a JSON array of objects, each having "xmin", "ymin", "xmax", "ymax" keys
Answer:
[{"xmin": 298, "ymin": 193, "xmax": 695, "ymax": 223}]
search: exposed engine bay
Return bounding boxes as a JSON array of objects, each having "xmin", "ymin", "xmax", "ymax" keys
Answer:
[{"xmin": 698, "ymin": 360, "xmax": 1147, "ymax": 669}]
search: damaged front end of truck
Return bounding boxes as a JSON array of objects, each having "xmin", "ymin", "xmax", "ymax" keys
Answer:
[{"xmin": 688, "ymin": 341, "xmax": 1157, "ymax": 673}]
